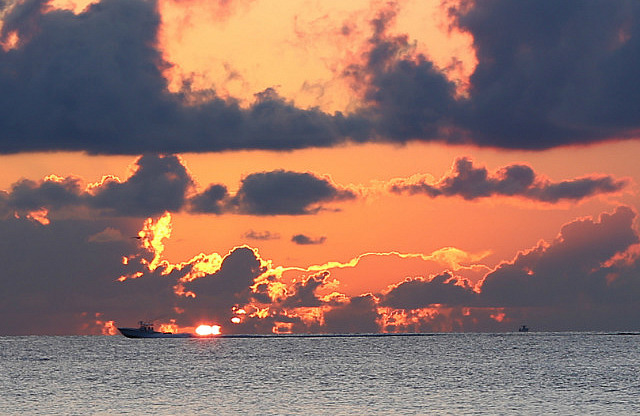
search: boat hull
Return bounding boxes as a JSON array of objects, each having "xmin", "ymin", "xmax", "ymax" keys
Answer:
[{"xmin": 118, "ymin": 327, "xmax": 193, "ymax": 338}]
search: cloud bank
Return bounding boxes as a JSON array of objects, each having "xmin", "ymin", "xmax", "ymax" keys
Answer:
[
  {"xmin": 0, "ymin": 155, "xmax": 359, "ymax": 219},
  {"xmin": 3, "ymin": 204, "xmax": 640, "ymax": 334},
  {"xmin": 1, "ymin": 0, "xmax": 640, "ymax": 153},
  {"xmin": 0, "ymin": 155, "xmax": 626, "ymax": 224},
  {"xmin": 389, "ymin": 157, "xmax": 628, "ymax": 202}
]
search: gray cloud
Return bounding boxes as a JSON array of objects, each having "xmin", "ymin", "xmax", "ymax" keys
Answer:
[
  {"xmin": 291, "ymin": 234, "xmax": 327, "ymax": 245},
  {"xmin": 281, "ymin": 271, "xmax": 329, "ymax": 308},
  {"xmin": 1, "ymin": 0, "xmax": 640, "ymax": 153},
  {"xmin": 389, "ymin": 157, "xmax": 627, "ymax": 202},
  {"xmin": 6, "ymin": 176, "xmax": 84, "ymax": 214},
  {"xmin": 3, "ymin": 205, "xmax": 640, "ymax": 334},
  {"xmin": 351, "ymin": 1, "xmax": 640, "ymax": 149},
  {"xmin": 0, "ymin": 216, "xmax": 150, "ymax": 335},
  {"xmin": 375, "ymin": 206, "xmax": 640, "ymax": 332},
  {"xmin": 0, "ymin": 154, "xmax": 194, "ymax": 219},
  {"xmin": 91, "ymin": 154, "xmax": 194, "ymax": 216},
  {"xmin": 346, "ymin": 5, "xmax": 459, "ymax": 142},
  {"xmin": 381, "ymin": 272, "xmax": 477, "ymax": 309},
  {"xmin": 451, "ymin": 0, "xmax": 640, "ymax": 148},
  {"xmin": 188, "ymin": 184, "xmax": 228, "ymax": 214},
  {"xmin": 0, "ymin": 155, "xmax": 360, "ymax": 219},
  {"xmin": 0, "ymin": 0, "xmax": 370, "ymax": 155},
  {"xmin": 479, "ymin": 206, "xmax": 639, "ymax": 308},
  {"xmin": 230, "ymin": 170, "xmax": 356, "ymax": 215},
  {"xmin": 323, "ymin": 294, "xmax": 381, "ymax": 334},
  {"xmin": 176, "ymin": 246, "xmax": 267, "ymax": 325},
  {"xmin": 242, "ymin": 230, "xmax": 281, "ymax": 240}
]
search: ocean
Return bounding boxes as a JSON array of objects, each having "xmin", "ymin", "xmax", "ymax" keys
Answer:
[{"xmin": 1, "ymin": 333, "xmax": 638, "ymax": 415}]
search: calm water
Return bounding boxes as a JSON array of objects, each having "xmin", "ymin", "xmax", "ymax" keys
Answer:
[{"xmin": 1, "ymin": 333, "xmax": 639, "ymax": 415}]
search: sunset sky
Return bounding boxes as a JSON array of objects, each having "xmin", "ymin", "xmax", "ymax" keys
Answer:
[{"xmin": 2, "ymin": 0, "xmax": 640, "ymax": 335}]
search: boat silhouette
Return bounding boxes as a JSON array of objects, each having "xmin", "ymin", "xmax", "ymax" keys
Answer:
[{"xmin": 117, "ymin": 321, "xmax": 193, "ymax": 338}]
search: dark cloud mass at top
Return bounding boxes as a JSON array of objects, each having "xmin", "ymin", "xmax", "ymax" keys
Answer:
[
  {"xmin": 1, "ymin": 0, "xmax": 640, "ymax": 153},
  {"xmin": 0, "ymin": 0, "xmax": 370, "ymax": 154},
  {"xmin": 453, "ymin": 0, "xmax": 640, "ymax": 148}
]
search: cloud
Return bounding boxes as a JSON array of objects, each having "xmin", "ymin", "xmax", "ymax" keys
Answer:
[
  {"xmin": 280, "ymin": 271, "xmax": 330, "ymax": 308},
  {"xmin": 322, "ymin": 294, "xmax": 381, "ymax": 333},
  {"xmin": 0, "ymin": 0, "xmax": 370, "ymax": 155},
  {"xmin": 2, "ymin": 0, "xmax": 640, "ymax": 153},
  {"xmin": 291, "ymin": 234, "xmax": 327, "ymax": 245},
  {"xmin": 369, "ymin": 206, "xmax": 640, "ymax": 332},
  {"xmin": 229, "ymin": 170, "xmax": 356, "ymax": 215},
  {"xmin": 349, "ymin": 1, "xmax": 640, "ymax": 149},
  {"xmin": 4, "ymin": 204, "xmax": 640, "ymax": 335},
  {"xmin": 242, "ymin": 230, "xmax": 281, "ymax": 240},
  {"xmin": 4, "ymin": 155, "xmax": 623, "ymax": 225},
  {"xmin": 381, "ymin": 272, "xmax": 477, "ymax": 309},
  {"xmin": 0, "ymin": 154, "xmax": 195, "ymax": 220},
  {"xmin": 389, "ymin": 157, "xmax": 627, "ymax": 202},
  {"xmin": 90, "ymin": 154, "xmax": 194, "ymax": 216},
  {"xmin": 451, "ymin": 0, "xmax": 640, "ymax": 148},
  {"xmin": 175, "ymin": 246, "xmax": 267, "ymax": 324},
  {"xmin": 4, "ymin": 176, "xmax": 84, "ymax": 215},
  {"xmin": 188, "ymin": 184, "xmax": 228, "ymax": 214},
  {"xmin": 88, "ymin": 226, "xmax": 127, "ymax": 242},
  {"xmin": 0, "ymin": 155, "xmax": 360, "ymax": 219},
  {"xmin": 346, "ymin": 4, "xmax": 459, "ymax": 142},
  {"xmin": 479, "ymin": 206, "xmax": 639, "ymax": 308},
  {"xmin": 0, "ymin": 215, "xmax": 147, "ymax": 335}
]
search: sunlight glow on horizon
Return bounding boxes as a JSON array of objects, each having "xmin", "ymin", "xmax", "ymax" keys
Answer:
[{"xmin": 195, "ymin": 324, "xmax": 221, "ymax": 336}]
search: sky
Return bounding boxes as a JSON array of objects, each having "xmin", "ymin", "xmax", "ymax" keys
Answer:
[{"xmin": 2, "ymin": 0, "xmax": 640, "ymax": 335}]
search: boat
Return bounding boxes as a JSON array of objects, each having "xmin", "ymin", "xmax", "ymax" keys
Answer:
[
  {"xmin": 117, "ymin": 321, "xmax": 193, "ymax": 338},
  {"xmin": 518, "ymin": 325, "xmax": 529, "ymax": 332}
]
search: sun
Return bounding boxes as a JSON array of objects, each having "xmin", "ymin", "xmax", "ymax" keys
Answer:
[{"xmin": 195, "ymin": 324, "xmax": 221, "ymax": 336}]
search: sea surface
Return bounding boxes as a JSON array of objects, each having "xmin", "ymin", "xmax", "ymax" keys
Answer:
[{"xmin": 1, "ymin": 332, "xmax": 639, "ymax": 415}]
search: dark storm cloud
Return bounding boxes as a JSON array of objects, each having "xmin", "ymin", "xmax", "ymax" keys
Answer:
[
  {"xmin": 230, "ymin": 170, "xmax": 356, "ymax": 215},
  {"xmin": 323, "ymin": 294, "xmax": 381, "ymax": 333},
  {"xmin": 389, "ymin": 157, "xmax": 627, "ymax": 202},
  {"xmin": 350, "ymin": 0, "xmax": 640, "ymax": 148},
  {"xmin": 5, "ymin": 176, "xmax": 83, "ymax": 213},
  {"xmin": 176, "ymin": 246, "xmax": 267, "ymax": 323},
  {"xmin": 3, "ymin": 0, "xmax": 640, "ymax": 153},
  {"xmin": 451, "ymin": 0, "xmax": 640, "ymax": 148},
  {"xmin": 0, "ymin": 0, "xmax": 370, "ymax": 155},
  {"xmin": 479, "ymin": 206, "xmax": 639, "ymax": 308},
  {"xmin": 291, "ymin": 234, "xmax": 326, "ymax": 245},
  {"xmin": 0, "ymin": 215, "xmax": 166, "ymax": 335},
  {"xmin": 0, "ymin": 154, "xmax": 194, "ymax": 218},
  {"xmin": 187, "ymin": 184, "xmax": 228, "ymax": 214},
  {"xmin": 281, "ymin": 271, "xmax": 329, "ymax": 308},
  {"xmin": 381, "ymin": 272, "xmax": 477, "ymax": 309},
  {"xmin": 0, "ymin": 0, "xmax": 178, "ymax": 154},
  {"xmin": 347, "ymin": 5, "xmax": 459, "ymax": 142},
  {"xmin": 0, "ymin": 154, "xmax": 358, "ymax": 218},
  {"xmin": 91, "ymin": 154, "xmax": 194, "ymax": 216}
]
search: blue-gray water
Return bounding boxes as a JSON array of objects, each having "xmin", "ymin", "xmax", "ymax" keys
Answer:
[{"xmin": 1, "ymin": 333, "xmax": 639, "ymax": 415}]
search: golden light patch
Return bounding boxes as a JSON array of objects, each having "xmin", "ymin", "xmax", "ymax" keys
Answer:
[{"xmin": 195, "ymin": 324, "xmax": 221, "ymax": 336}]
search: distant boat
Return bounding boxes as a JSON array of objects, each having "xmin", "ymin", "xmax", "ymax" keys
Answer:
[
  {"xmin": 117, "ymin": 321, "xmax": 193, "ymax": 338},
  {"xmin": 518, "ymin": 325, "xmax": 529, "ymax": 332}
]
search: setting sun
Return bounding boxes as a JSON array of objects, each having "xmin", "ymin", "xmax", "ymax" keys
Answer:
[{"xmin": 195, "ymin": 324, "xmax": 221, "ymax": 336}]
